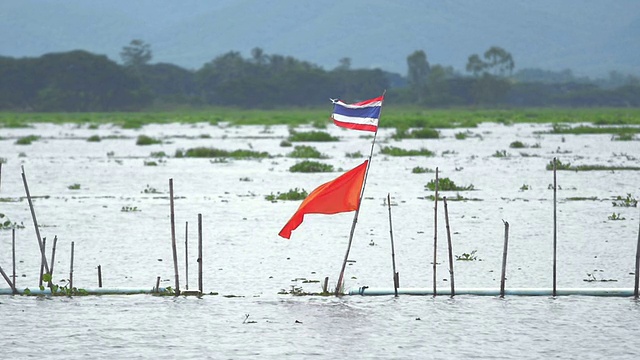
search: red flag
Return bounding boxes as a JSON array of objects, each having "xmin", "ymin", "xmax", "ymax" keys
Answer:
[{"xmin": 279, "ymin": 160, "xmax": 369, "ymax": 239}]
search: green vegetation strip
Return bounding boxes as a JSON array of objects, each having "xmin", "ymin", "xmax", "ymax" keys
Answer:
[
  {"xmin": 545, "ymin": 124, "xmax": 640, "ymax": 135},
  {"xmin": 175, "ymin": 147, "xmax": 271, "ymax": 159},
  {"xmin": 3, "ymin": 108, "xmax": 640, "ymax": 129},
  {"xmin": 547, "ymin": 160, "xmax": 640, "ymax": 171}
]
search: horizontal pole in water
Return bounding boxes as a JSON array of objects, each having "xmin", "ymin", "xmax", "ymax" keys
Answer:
[
  {"xmin": 348, "ymin": 287, "xmax": 637, "ymax": 297},
  {"xmin": 0, "ymin": 287, "xmax": 168, "ymax": 296}
]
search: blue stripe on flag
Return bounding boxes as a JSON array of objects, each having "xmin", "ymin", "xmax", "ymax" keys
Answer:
[{"xmin": 333, "ymin": 105, "xmax": 381, "ymax": 119}]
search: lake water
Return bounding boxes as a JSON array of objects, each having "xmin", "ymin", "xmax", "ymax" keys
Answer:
[{"xmin": 0, "ymin": 121, "xmax": 639, "ymax": 359}]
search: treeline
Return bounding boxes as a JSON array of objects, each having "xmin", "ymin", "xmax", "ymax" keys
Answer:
[{"xmin": 0, "ymin": 42, "xmax": 638, "ymax": 112}]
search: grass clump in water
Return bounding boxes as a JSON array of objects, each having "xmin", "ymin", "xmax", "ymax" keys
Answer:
[
  {"xmin": 548, "ymin": 124, "xmax": 640, "ymax": 135},
  {"xmin": 607, "ymin": 213, "xmax": 626, "ymax": 221},
  {"xmin": 287, "ymin": 145, "xmax": 328, "ymax": 159},
  {"xmin": 265, "ymin": 188, "xmax": 309, "ymax": 202},
  {"xmin": 509, "ymin": 140, "xmax": 526, "ymax": 148},
  {"xmin": 612, "ymin": 194, "xmax": 637, "ymax": 207},
  {"xmin": 68, "ymin": 184, "xmax": 81, "ymax": 190},
  {"xmin": 175, "ymin": 147, "xmax": 270, "ymax": 159},
  {"xmin": 412, "ymin": 166, "xmax": 435, "ymax": 174},
  {"xmin": 288, "ymin": 130, "xmax": 339, "ymax": 142},
  {"xmin": 346, "ymin": 151, "xmax": 363, "ymax": 158},
  {"xmin": 393, "ymin": 127, "xmax": 439, "ymax": 140},
  {"xmin": 380, "ymin": 146, "xmax": 434, "ymax": 157},
  {"xmin": 87, "ymin": 135, "xmax": 101, "ymax": 142},
  {"xmin": 280, "ymin": 140, "xmax": 292, "ymax": 147},
  {"xmin": 136, "ymin": 135, "xmax": 162, "ymax": 146},
  {"xmin": 15, "ymin": 135, "xmax": 40, "ymax": 145},
  {"xmin": 425, "ymin": 177, "xmax": 475, "ymax": 191},
  {"xmin": 289, "ymin": 161, "xmax": 334, "ymax": 173},
  {"xmin": 492, "ymin": 150, "xmax": 509, "ymax": 158},
  {"xmin": 547, "ymin": 159, "xmax": 640, "ymax": 171}
]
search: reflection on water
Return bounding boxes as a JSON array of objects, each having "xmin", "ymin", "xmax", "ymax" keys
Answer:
[{"xmin": 0, "ymin": 122, "xmax": 639, "ymax": 358}]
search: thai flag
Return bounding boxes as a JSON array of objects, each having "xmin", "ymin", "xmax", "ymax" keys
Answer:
[{"xmin": 331, "ymin": 95, "xmax": 384, "ymax": 132}]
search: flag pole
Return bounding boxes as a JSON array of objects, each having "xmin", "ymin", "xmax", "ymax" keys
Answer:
[{"xmin": 335, "ymin": 90, "xmax": 386, "ymax": 295}]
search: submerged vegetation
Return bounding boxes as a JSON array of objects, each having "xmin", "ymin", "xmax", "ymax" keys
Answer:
[
  {"xmin": 265, "ymin": 188, "xmax": 309, "ymax": 202},
  {"xmin": 425, "ymin": 177, "xmax": 475, "ymax": 191},
  {"xmin": 136, "ymin": 135, "xmax": 162, "ymax": 145},
  {"xmin": 288, "ymin": 130, "xmax": 339, "ymax": 142},
  {"xmin": 380, "ymin": 146, "xmax": 434, "ymax": 157},
  {"xmin": 175, "ymin": 147, "xmax": 270, "ymax": 159},
  {"xmin": 289, "ymin": 161, "xmax": 334, "ymax": 173},
  {"xmin": 546, "ymin": 159, "xmax": 640, "ymax": 171},
  {"xmin": 15, "ymin": 135, "xmax": 40, "ymax": 145},
  {"xmin": 612, "ymin": 194, "xmax": 638, "ymax": 207},
  {"xmin": 547, "ymin": 124, "xmax": 640, "ymax": 135},
  {"xmin": 287, "ymin": 145, "xmax": 328, "ymax": 159}
]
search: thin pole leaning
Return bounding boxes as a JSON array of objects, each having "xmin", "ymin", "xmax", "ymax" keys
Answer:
[
  {"xmin": 500, "ymin": 220, "xmax": 510, "ymax": 298},
  {"xmin": 0, "ymin": 264, "xmax": 16, "ymax": 294},
  {"xmin": 433, "ymin": 167, "xmax": 439, "ymax": 297},
  {"xmin": 553, "ymin": 158, "xmax": 557, "ymax": 297},
  {"xmin": 169, "ymin": 179, "xmax": 180, "ymax": 295},
  {"xmin": 49, "ymin": 236, "xmax": 58, "ymax": 284},
  {"xmin": 335, "ymin": 91, "xmax": 386, "ymax": 295},
  {"xmin": 185, "ymin": 221, "xmax": 189, "ymax": 290},
  {"xmin": 39, "ymin": 238, "xmax": 46, "ymax": 288},
  {"xmin": 198, "ymin": 213, "xmax": 203, "ymax": 295},
  {"xmin": 443, "ymin": 197, "xmax": 455, "ymax": 297},
  {"xmin": 22, "ymin": 166, "xmax": 51, "ymax": 288},
  {"xmin": 12, "ymin": 228, "xmax": 16, "ymax": 292},
  {"xmin": 387, "ymin": 193, "xmax": 398, "ymax": 297},
  {"xmin": 634, "ymin": 208, "xmax": 640, "ymax": 300}
]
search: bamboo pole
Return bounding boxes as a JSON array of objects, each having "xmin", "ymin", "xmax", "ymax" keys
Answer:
[
  {"xmin": 443, "ymin": 197, "xmax": 455, "ymax": 297},
  {"xmin": 0, "ymin": 264, "xmax": 16, "ymax": 294},
  {"xmin": 21, "ymin": 166, "xmax": 51, "ymax": 288},
  {"xmin": 433, "ymin": 167, "xmax": 439, "ymax": 297},
  {"xmin": 335, "ymin": 91, "xmax": 386, "ymax": 295},
  {"xmin": 97, "ymin": 265, "xmax": 102, "ymax": 288},
  {"xmin": 155, "ymin": 276, "xmax": 161, "ymax": 293},
  {"xmin": 500, "ymin": 220, "xmax": 510, "ymax": 298},
  {"xmin": 12, "ymin": 228, "xmax": 16, "ymax": 291},
  {"xmin": 69, "ymin": 241, "xmax": 74, "ymax": 290},
  {"xmin": 169, "ymin": 179, "xmax": 180, "ymax": 295},
  {"xmin": 323, "ymin": 277, "xmax": 329, "ymax": 294},
  {"xmin": 387, "ymin": 193, "xmax": 398, "ymax": 297},
  {"xmin": 634, "ymin": 209, "xmax": 639, "ymax": 300},
  {"xmin": 49, "ymin": 236, "xmax": 57, "ymax": 283},
  {"xmin": 39, "ymin": 238, "xmax": 46, "ymax": 288},
  {"xmin": 198, "ymin": 213, "xmax": 203, "ymax": 295},
  {"xmin": 185, "ymin": 221, "xmax": 189, "ymax": 290},
  {"xmin": 553, "ymin": 158, "xmax": 557, "ymax": 297}
]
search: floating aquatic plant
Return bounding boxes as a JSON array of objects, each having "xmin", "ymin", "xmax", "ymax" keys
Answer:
[
  {"xmin": 492, "ymin": 150, "xmax": 509, "ymax": 158},
  {"xmin": 412, "ymin": 166, "xmax": 435, "ymax": 174},
  {"xmin": 265, "ymin": 188, "xmax": 308, "ymax": 202},
  {"xmin": 380, "ymin": 146, "xmax": 434, "ymax": 157},
  {"xmin": 509, "ymin": 141, "xmax": 526, "ymax": 148},
  {"xmin": 288, "ymin": 130, "xmax": 338, "ymax": 142},
  {"xmin": 425, "ymin": 177, "xmax": 474, "ymax": 191},
  {"xmin": 455, "ymin": 250, "xmax": 478, "ymax": 261},
  {"xmin": 87, "ymin": 135, "xmax": 101, "ymax": 142},
  {"xmin": 289, "ymin": 161, "xmax": 334, "ymax": 173},
  {"xmin": 287, "ymin": 145, "xmax": 328, "ymax": 159},
  {"xmin": 136, "ymin": 135, "xmax": 162, "ymax": 146},
  {"xmin": 345, "ymin": 151, "xmax": 363, "ymax": 158},
  {"xmin": 68, "ymin": 184, "xmax": 81, "ymax": 190},
  {"xmin": 175, "ymin": 147, "xmax": 270, "ymax": 159},
  {"xmin": 607, "ymin": 213, "xmax": 625, "ymax": 221},
  {"xmin": 15, "ymin": 135, "xmax": 40, "ymax": 145},
  {"xmin": 612, "ymin": 194, "xmax": 637, "ymax": 207}
]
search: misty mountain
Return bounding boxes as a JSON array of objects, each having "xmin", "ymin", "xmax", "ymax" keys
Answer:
[{"xmin": 1, "ymin": 0, "xmax": 638, "ymax": 77}]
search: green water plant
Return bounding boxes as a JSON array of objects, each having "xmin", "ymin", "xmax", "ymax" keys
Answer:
[
  {"xmin": 393, "ymin": 127, "xmax": 440, "ymax": 140},
  {"xmin": 412, "ymin": 166, "xmax": 435, "ymax": 174},
  {"xmin": 41, "ymin": 273, "xmax": 88, "ymax": 296},
  {"xmin": 175, "ymin": 147, "xmax": 270, "ymax": 159},
  {"xmin": 15, "ymin": 135, "xmax": 40, "ymax": 145},
  {"xmin": 87, "ymin": 135, "xmax": 101, "ymax": 142},
  {"xmin": 519, "ymin": 184, "xmax": 531, "ymax": 191},
  {"xmin": 287, "ymin": 145, "xmax": 328, "ymax": 159},
  {"xmin": 345, "ymin": 151, "xmax": 363, "ymax": 158},
  {"xmin": 612, "ymin": 194, "xmax": 637, "ymax": 207},
  {"xmin": 493, "ymin": 150, "xmax": 509, "ymax": 158},
  {"xmin": 136, "ymin": 135, "xmax": 162, "ymax": 145},
  {"xmin": 455, "ymin": 250, "xmax": 478, "ymax": 261},
  {"xmin": 288, "ymin": 130, "xmax": 339, "ymax": 142},
  {"xmin": 380, "ymin": 146, "xmax": 434, "ymax": 157},
  {"xmin": 289, "ymin": 161, "xmax": 334, "ymax": 173},
  {"xmin": 425, "ymin": 177, "xmax": 474, "ymax": 191},
  {"xmin": 509, "ymin": 141, "xmax": 526, "ymax": 148},
  {"xmin": 142, "ymin": 184, "xmax": 160, "ymax": 194},
  {"xmin": 0, "ymin": 213, "xmax": 25, "ymax": 230},
  {"xmin": 607, "ymin": 213, "xmax": 625, "ymax": 221},
  {"xmin": 121, "ymin": 206, "xmax": 140, "ymax": 212},
  {"xmin": 265, "ymin": 188, "xmax": 309, "ymax": 202},
  {"xmin": 280, "ymin": 140, "xmax": 292, "ymax": 147},
  {"xmin": 68, "ymin": 184, "xmax": 81, "ymax": 190}
]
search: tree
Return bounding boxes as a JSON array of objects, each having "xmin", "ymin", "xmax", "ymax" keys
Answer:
[
  {"xmin": 335, "ymin": 57, "xmax": 351, "ymax": 71},
  {"xmin": 466, "ymin": 54, "xmax": 485, "ymax": 77},
  {"xmin": 407, "ymin": 50, "xmax": 430, "ymax": 103},
  {"xmin": 483, "ymin": 46, "xmax": 514, "ymax": 76},
  {"xmin": 120, "ymin": 39, "xmax": 152, "ymax": 68}
]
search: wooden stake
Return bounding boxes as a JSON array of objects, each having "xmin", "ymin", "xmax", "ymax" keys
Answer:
[
  {"xmin": 21, "ymin": 166, "xmax": 51, "ymax": 288},
  {"xmin": 553, "ymin": 157, "xmax": 557, "ymax": 297},
  {"xmin": 69, "ymin": 241, "xmax": 75, "ymax": 290},
  {"xmin": 12, "ymin": 228, "xmax": 16, "ymax": 291},
  {"xmin": 39, "ymin": 238, "xmax": 46, "ymax": 287},
  {"xmin": 443, "ymin": 197, "xmax": 455, "ymax": 297},
  {"xmin": 155, "ymin": 276, "xmax": 161, "ymax": 293},
  {"xmin": 198, "ymin": 213, "xmax": 203, "ymax": 295},
  {"xmin": 433, "ymin": 167, "xmax": 439, "ymax": 297},
  {"xmin": 98, "ymin": 265, "xmax": 102, "ymax": 288},
  {"xmin": 169, "ymin": 179, "xmax": 180, "ymax": 295},
  {"xmin": 387, "ymin": 193, "xmax": 398, "ymax": 297},
  {"xmin": 500, "ymin": 220, "xmax": 510, "ymax": 298},
  {"xmin": 323, "ymin": 277, "xmax": 329, "ymax": 294},
  {"xmin": 49, "ymin": 236, "xmax": 57, "ymax": 283},
  {"xmin": 634, "ymin": 209, "xmax": 640, "ymax": 300},
  {"xmin": 185, "ymin": 221, "xmax": 189, "ymax": 290}
]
